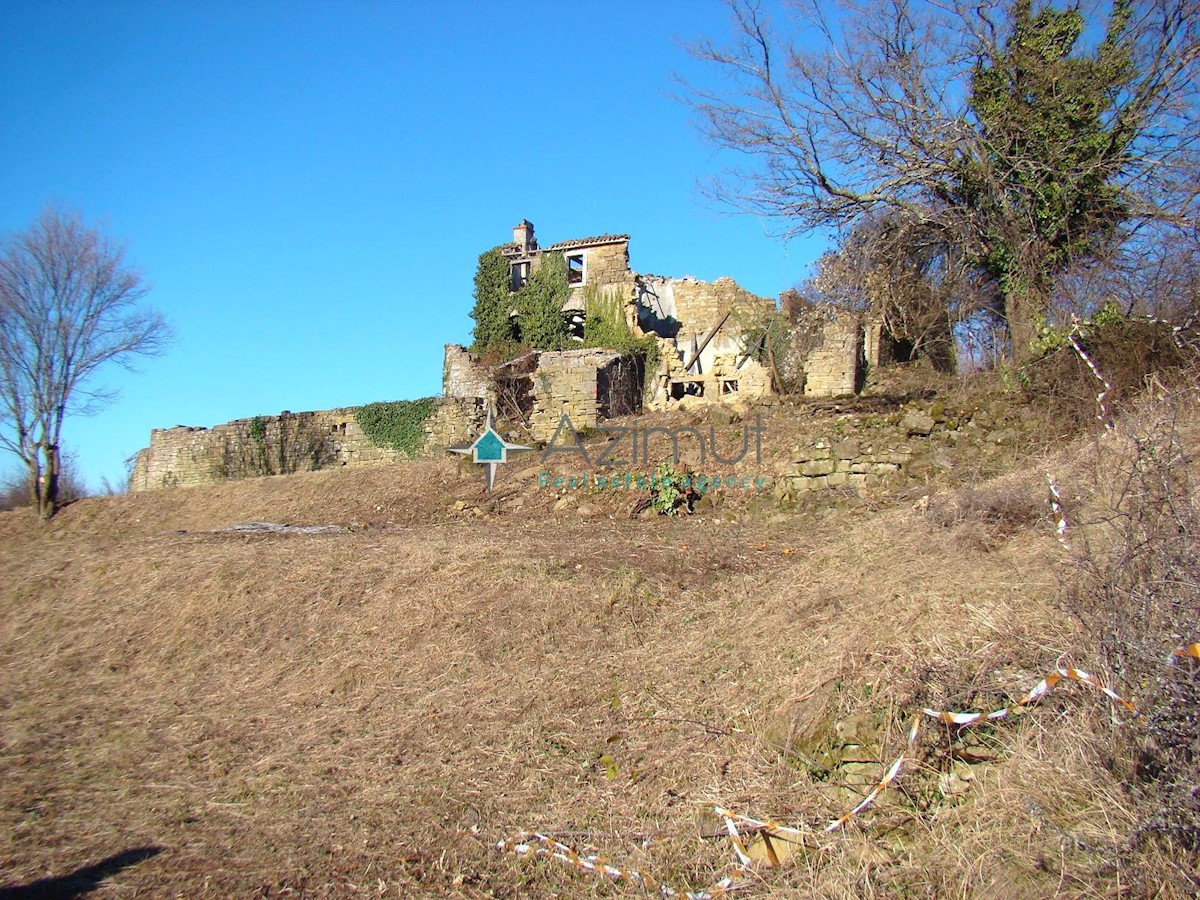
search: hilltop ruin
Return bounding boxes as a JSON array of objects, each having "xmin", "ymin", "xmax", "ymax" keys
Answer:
[{"xmin": 131, "ymin": 220, "xmax": 873, "ymax": 491}]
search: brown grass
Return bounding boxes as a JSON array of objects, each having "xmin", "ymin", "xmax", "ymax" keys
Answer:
[{"xmin": 1, "ymin": 389, "xmax": 1196, "ymax": 897}]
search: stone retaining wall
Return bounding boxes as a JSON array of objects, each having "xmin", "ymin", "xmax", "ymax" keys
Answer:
[
  {"xmin": 772, "ymin": 438, "xmax": 910, "ymax": 500},
  {"xmin": 131, "ymin": 397, "xmax": 485, "ymax": 492}
]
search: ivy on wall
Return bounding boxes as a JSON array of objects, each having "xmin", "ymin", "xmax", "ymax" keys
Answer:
[
  {"xmin": 354, "ymin": 398, "xmax": 437, "ymax": 457},
  {"xmin": 469, "ymin": 248, "xmax": 570, "ymax": 358},
  {"xmin": 516, "ymin": 251, "xmax": 569, "ymax": 351},
  {"xmin": 581, "ymin": 283, "xmax": 661, "ymax": 382},
  {"xmin": 469, "ymin": 247, "xmax": 513, "ymax": 353}
]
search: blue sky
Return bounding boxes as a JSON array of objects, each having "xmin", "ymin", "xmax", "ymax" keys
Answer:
[{"xmin": 0, "ymin": 0, "xmax": 827, "ymax": 490}]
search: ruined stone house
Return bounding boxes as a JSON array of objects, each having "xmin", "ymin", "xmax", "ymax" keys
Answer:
[
  {"xmin": 444, "ymin": 220, "xmax": 865, "ymax": 443},
  {"xmin": 130, "ymin": 219, "xmax": 870, "ymax": 491}
]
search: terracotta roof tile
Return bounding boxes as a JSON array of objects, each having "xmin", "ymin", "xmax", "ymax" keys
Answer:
[{"xmin": 545, "ymin": 234, "xmax": 630, "ymax": 251}]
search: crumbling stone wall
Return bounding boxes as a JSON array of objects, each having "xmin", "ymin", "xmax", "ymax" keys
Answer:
[
  {"xmin": 773, "ymin": 439, "xmax": 909, "ymax": 498},
  {"xmin": 443, "ymin": 344, "xmax": 493, "ymax": 399},
  {"xmin": 573, "ymin": 240, "xmax": 638, "ymax": 296},
  {"xmin": 803, "ymin": 316, "xmax": 863, "ymax": 397},
  {"xmin": 528, "ymin": 348, "xmax": 624, "ymax": 442},
  {"xmin": 668, "ymin": 276, "xmax": 773, "ymax": 338},
  {"xmin": 131, "ymin": 398, "xmax": 485, "ymax": 492}
]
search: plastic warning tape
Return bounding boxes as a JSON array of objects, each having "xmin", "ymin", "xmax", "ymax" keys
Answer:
[
  {"xmin": 1047, "ymin": 475, "xmax": 1072, "ymax": 553},
  {"xmin": 1068, "ymin": 332, "xmax": 1114, "ymax": 430},
  {"xmin": 501, "ymin": 651, "xmax": 1197, "ymax": 892},
  {"xmin": 498, "ymin": 832, "xmax": 743, "ymax": 898}
]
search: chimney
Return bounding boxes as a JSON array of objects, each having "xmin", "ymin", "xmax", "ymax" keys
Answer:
[{"xmin": 513, "ymin": 219, "xmax": 535, "ymax": 254}]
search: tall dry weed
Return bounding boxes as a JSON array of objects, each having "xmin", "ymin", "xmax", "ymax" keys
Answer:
[{"xmin": 1057, "ymin": 386, "xmax": 1200, "ymax": 890}]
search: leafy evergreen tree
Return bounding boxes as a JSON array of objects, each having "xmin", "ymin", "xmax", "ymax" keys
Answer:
[
  {"xmin": 469, "ymin": 248, "xmax": 513, "ymax": 353},
  {"xmin": 516, "ymin": 251, "xmax": 569, "ymax": 351},
  {"xmin": 954, "ymin": 0, "xmax": 1138, "ymax": 357}
]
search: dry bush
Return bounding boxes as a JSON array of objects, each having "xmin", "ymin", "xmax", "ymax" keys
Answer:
[
  {"xmin": 925, "ymin": 480, "xmax": 1045, "ymax": 551},
  {"xmin": 1022, "ymin": 318, "xmax": 1192, "ymax": 432},
  {"xmin": 1058, "ymin": 386, "xmax": 1200, "ymax": 890},
  {"xmin": 0, "ymin": 457, "xmax": 89, "ymax": 511}
]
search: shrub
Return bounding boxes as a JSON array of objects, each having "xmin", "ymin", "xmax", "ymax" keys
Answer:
[
  {"xmin": 1022, "ymin": 314, "xmax": 1191, "ymax": 431},
  {"xmin": 0, "ymin": 454, "xmax": 89, "ymax": 511},
  {"xmin": 1058, "ymin": 388, "xmax": 1200, "ymax": 885}
]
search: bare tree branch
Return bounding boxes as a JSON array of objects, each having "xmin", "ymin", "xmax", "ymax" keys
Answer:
[
  {"xmin": 683, "ymin": 0, "xmax": 1200, "ymax": 359},
  {"xmin": 0, "ymin": 207, "xmax": 172, "ymax": 518}
]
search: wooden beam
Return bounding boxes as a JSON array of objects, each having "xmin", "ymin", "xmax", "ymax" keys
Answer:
[{"xmin": 684, "ymin": 309, "xmax": 732, "ymax": 373}]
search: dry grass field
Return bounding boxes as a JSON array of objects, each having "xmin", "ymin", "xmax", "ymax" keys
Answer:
[{"xmin": 1, "ymin": 385, "xmax": 1196, "ymax": 898}]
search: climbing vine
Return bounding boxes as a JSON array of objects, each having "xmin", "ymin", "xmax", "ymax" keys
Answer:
[
  {"xmin": 469, "ymin": 247, "xmax": 513, "ymax": 354},
  {"xmin": 354, "ymin": 398, "xmax": 437, "ymax": 457},
  {"xmin": 469, "ymin": 247, "xmax": 571, "ymax": 358},
  {"xmin": 581, "ymin": 283, "xmax": 660, "ymax": 385},
  {"xmin": 249, "ymin": 416, "xmax": 271, "ymax": 475},
  {"xmin": 516, "ymin": 251, "xmax": 570, "ymax": 351}
]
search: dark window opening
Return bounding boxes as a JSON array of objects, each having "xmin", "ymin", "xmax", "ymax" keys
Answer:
[
  {"xmin": 669, "ymin": 380, "xmax": 705, "ymax": 401},
  {"xmin": 721, "ymin": 380, "xmax": 739, "ymax": 394},
  {"xmin": 567, "ymin": 253, "xmax": 585, "ymax": 285},
  {"xmin": 511, "ymin": 261, "xmax": 530, "ymax": 291},
  {"xmin": 566, "ymin": 312, "xmax": 585, "ymax": 341}
]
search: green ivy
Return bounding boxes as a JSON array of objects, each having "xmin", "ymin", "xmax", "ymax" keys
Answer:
[
  {"xmin": 1029, "ymin": 301, "xmax": 1127, "ymax": 358},
  {"xmin": 516, "ymin": 250, "xmax": 570, "ymax": 350},
  {"xmin": 469, "ymin": 247, "xmax": 514, "ymax": 353},
  {"xmin": 354, "ymin": 398, "xmax": 437, "ymax": 457},
  {"xmin": 580, "ymin": 283, "xmax": 661, "ymax": 385},
  {"xmin": 249, "ymin": 416, "xmax": 271, "ymax": 475},
  {"xmin": 470, "ymin": 247, "xmax": 571, "ymax": 357}
]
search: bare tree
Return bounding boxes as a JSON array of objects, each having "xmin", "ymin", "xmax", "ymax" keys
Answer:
[
  {"xmin": 803, "ymin": 211, "xmax": 1001, "ymax": 371},
  {"xmin": 686, "ymin": 0, "xmax": 1200, "ymax": 360},
  {"xmin": 0, "ymin": 208, "xmax": 171, "ymax": 519}
]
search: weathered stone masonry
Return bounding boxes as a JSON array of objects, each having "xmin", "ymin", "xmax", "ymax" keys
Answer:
[
  {"xmin": 131, "ymin": 398, "xmax": 485, "ymax": 492},
  {"xmin": 132, "ymin": 219, "xmax": 882, "ymax": 492}
]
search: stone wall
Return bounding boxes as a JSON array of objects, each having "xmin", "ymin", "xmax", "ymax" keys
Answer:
[
  {"xmin": 772, "ymin": 438, "xmax": 910, "ymax": 499},
  {"xmin": 131, "ymin": 397, "xmax": 485, "ymax": 492},
  {"xmin": 443, "ymin": 344, "xmax": 493, "ymax": 399},
  {"xmin": 528, "ymin": 348, "xmax": 623, "ymax": 443},
  {"xmin": 580, "ymin": 242, "xmax": 633, "ymax": 292},
  {"xmin": 804, "ymin": 316, "xmax": 863, "ymax": 397},
  {"xmin": 562, "ymin": 242, "xmax": 635, "ymax": 311}
]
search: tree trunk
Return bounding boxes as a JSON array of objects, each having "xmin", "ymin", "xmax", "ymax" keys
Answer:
[
  {"xmin": 1004, "ymin": 268, "xmax": 1053, "ymax": 365},
  {"xmin": 36, "ymin": 446, "xmax": 59, "ymax": 520}
]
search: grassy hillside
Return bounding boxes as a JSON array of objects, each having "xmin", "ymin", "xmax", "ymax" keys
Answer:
[{"xmin": 1, "ymin": 380, "xmax": 1196, "ymax": 898}]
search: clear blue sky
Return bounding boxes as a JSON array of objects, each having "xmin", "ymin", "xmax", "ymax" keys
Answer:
[{"xmin": 0, "ymin": 0, "xmax": 827, "ymax": 490}]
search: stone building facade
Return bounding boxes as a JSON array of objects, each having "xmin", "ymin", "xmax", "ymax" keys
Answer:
[
  {"xmin": 131, "ymin": 219, "xmax": 875, "ymax": 491},
  {"xmin": 442, "ymin": 221, "xmax": 870, "ymax": 443}
]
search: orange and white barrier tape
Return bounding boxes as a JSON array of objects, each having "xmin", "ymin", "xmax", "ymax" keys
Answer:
[
  {"xmin": 498, "ymin": 832, "xmax": 743, "ymax": 898},
  {"xmin": 502, "ymin": 653, "xmax": 1200, "ymax": 891},
  {"xmin": 1068, "ymin": 332, "xmax": 1113, "ymax": 431}
]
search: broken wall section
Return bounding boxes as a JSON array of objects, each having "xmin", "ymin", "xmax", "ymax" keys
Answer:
[
  {"xmin": 131, "ymin": 398, "xmax": 486, "ymax": 492},
  {"xmin": 802, "ymin": 315, "xmax": 864, "ymax": 397},
  {"xmin": 528, "ymin": 348, "xmax": 633, "ymax": 443},
  {"xmin": 637, "ymin": 275, "xmax": 777, "ymax": 409}
]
